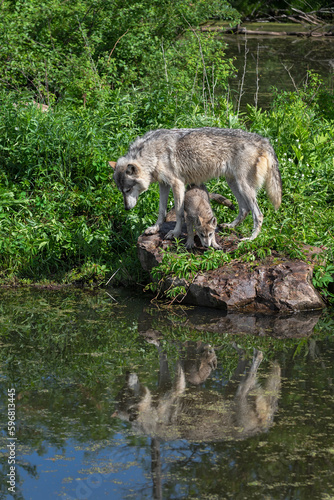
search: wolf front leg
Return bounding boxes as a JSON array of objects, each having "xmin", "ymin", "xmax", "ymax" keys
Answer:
[
  {"xmin": 144, "ymin": 183, "xmax": 170, "ymax": 235},
  {"xmin": 165, "ymin": 179, "xmax": 185, "ymax": 240}
]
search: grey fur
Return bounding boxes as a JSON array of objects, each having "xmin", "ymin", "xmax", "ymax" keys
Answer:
[
  {"xmin": 184, "ymin": 184, "xmax": 220, "ymax": 249},
  {"xmin": 113, "ymin": 127, "xmax": 282, "ymax": 240}
]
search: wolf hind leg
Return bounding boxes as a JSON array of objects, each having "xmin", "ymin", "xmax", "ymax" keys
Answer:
[
  {"xmin": 237, "ymin": 182, "xmax": 263, "ymax": 240},
  {"xmin": 223, "ymin": 179, "xmax": 263, "ymax": 240},
  {"xmin": 221, "ymin": 179, "xmax": 249, "ymax": 229},
  {"xmin": 243, "ymin": 206, "xmax": 263, "ymax": 241}
]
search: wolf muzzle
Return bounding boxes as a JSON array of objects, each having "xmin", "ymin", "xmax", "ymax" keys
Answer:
[{"xmin": 123, "ymin": 194, "xmax": 138, "ymax": 210}]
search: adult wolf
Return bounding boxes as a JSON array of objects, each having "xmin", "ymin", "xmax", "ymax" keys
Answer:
[{"xmin": 112, "ymin": 127, "xmax": 282, "ymax": 241}]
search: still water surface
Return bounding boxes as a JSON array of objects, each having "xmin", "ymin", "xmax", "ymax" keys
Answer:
[
  {"xmin": 223, "ymin": 25, "xmax": 334, "ymax": 110},
  {"xmin": 0, "ymin": 289, "xmax": 333, "ymax": 499}
]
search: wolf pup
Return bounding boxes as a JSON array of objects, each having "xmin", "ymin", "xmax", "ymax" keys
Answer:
[
  {"xmin": 112, "ymin": 127, "xmax": 282, "ymax": 241},
  {"xmin": 184, "ymin": 184, "xmax": 220, "ymax": 249}
]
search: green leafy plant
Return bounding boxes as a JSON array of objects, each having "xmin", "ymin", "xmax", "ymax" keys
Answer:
[{"xmin": 313, "ymin": 264, "xmax": 334, "ymax": 301}]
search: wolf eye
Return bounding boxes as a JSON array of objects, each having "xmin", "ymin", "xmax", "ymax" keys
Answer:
[{"xmin": 124, "ymin": 188, "xmax": 132, "ymax": 194}]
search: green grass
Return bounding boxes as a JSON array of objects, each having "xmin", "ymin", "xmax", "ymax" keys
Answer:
[
  {"xmin": 0, "ymin": 74, "xmax": 333, "ymax": 302},
  {"xmin": 148, "ymin": 75, "xmax": 334, "ymax": 303}
]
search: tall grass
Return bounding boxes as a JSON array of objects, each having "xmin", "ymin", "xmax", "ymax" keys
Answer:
[{"xmin": 0, "ymin": 88, "xmax": 213, "ymax": 284}]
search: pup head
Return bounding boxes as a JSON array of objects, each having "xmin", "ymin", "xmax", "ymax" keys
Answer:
[
  {"xmin": 194, "ymin": 215, "xmax": 217, "ymax": 248},
  {"xmin": 110, "ymin": 159, "xmax": 150, "ymax": 210},
  {"xmin": 183, "ymin": 341, "xmax": 217, "ymax": 386}
]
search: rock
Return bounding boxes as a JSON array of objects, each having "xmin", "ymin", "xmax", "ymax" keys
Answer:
[{"xmin": 137, "ymin": 218, "xmax": 325, "ymax": 313}]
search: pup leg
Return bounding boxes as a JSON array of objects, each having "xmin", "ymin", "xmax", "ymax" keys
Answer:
[
  {"xmin": 144, "ymin": 183, "xmax": 170, "ymax": 235},
  {"xmin": 211, "ymin": 234, "xmax": 222, "ymax": 250},
  {"xmin": 165, "ymin": 180, "xmax": 185, "ymax": 240},
  {"xmin": 185, "ymin": 218, "xmax": 195, "ymax": 249}
]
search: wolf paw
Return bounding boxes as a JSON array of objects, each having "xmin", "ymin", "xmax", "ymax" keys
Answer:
[
  {"xmin": 185, "ymin": 241, "xmax": 195, "ymax": 249},
  {"xmin": 164, "ymin": 229, "xmax": 181, "ymax": 240},
  {"xmin": 221, "ymin": 222, "xmax": 235, "ymax": 229},
  {"xmin": 144, "ymin": 224, "xmax": 159, "ymax": 235},
  {"xmin": 240, "ymin": 233, "xmax": 258, "ymax": 242}
]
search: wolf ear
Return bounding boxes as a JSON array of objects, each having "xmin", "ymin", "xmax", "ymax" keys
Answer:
[
  {"xmin": 210, "ymin": 217, "xmax": 217, "ymax": 227},
  {"xmin": 126, "ymin": 163, "xmax": 138, "ymax": 176},
  {"xmin": 108, "ymin": 161, "xmax": 117, "ymax": 169}
]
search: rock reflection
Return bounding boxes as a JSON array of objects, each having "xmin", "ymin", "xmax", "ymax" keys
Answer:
[
  {"xmin": 137, "ymin": 305, "xmax": 322, "ymax": 338},
  {"xmin": 114, "ymin": 339, "xmax": 281, "ymax": 442}
]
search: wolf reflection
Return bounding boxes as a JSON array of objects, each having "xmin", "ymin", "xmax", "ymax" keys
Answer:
[{"xmin": 114, "ymin": 340, "xmax": 281, "ymax": 442}]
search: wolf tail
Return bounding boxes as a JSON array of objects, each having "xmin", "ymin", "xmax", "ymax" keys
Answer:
[{"xmin": 264, "ymin": 150, "xmax": 282, "ymax": 210}]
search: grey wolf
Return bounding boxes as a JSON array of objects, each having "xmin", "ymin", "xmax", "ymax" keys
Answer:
[
  {"xmin": 184, "ymin": 184, "xmax": 220, "ymax": 249},
  {"xmin": 112, "ymin": 127, "xmax": 282, "ymax": 241},
  {"xmin": 113, "ymin": 343, "xmax": 281, "ymax": 441}
]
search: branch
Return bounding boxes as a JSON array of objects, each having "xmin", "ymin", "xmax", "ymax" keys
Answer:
[{"xmin": 107, "ymin": 29, "xmax": 130, "ymax": 64}]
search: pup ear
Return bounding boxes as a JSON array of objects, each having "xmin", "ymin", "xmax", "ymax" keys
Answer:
[
  {"xmin": 108, "ymin": 161, "xmax": 117, "ymax": 169},
  {"xmin": 126, "ymin": 163, "xmax": 138, "ymax": 176}
]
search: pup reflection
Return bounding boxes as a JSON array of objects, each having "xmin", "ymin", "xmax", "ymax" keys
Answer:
[{"xmin": 114, "ymin": 341, "xmax": 281, "ymax": 441}]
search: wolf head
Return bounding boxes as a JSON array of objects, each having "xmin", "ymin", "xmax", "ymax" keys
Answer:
[
  {"xmin": 111, "ymin": 159, "xmax": 150, "ymax": 210},
  {"xmin": 194, "ymin": 215, "xmax": 217, "ymax": 247}
]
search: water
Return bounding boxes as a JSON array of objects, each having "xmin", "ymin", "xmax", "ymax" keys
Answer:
[
  {"xmin": 1, "ymin": 27, "xmax": 334, "ymax": 500},
  {"xmin": 0, "ymin": 288, "xmax": 334, "ymax": 499},
  {"xmin": 221, "ymin": 24, "xmax": 334, "ymax": 110}
]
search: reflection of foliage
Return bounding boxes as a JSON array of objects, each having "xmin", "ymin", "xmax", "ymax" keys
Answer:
[
  {"xmin": 0, "ymin": 290, "xmax": 332, "ymax": 392},
  {"xmin": 0, "ymin": 290, "xmax": 333, "ymax": 499},
  {"xmin": 0, "ymin": 289, "xmax": 154, "ymax": 389},
  {"xmin": 0, "ymin": 453, "xmax": 37, "ymax": 500}
]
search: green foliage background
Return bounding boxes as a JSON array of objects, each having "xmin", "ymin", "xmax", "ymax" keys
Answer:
[
  {"xmin": 0, "ymin": 0, "xmax": 237, "ymax": 103},
  {"xmin": 229, "ymin": 0, "xmax": 331, "ymax": 19}
]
